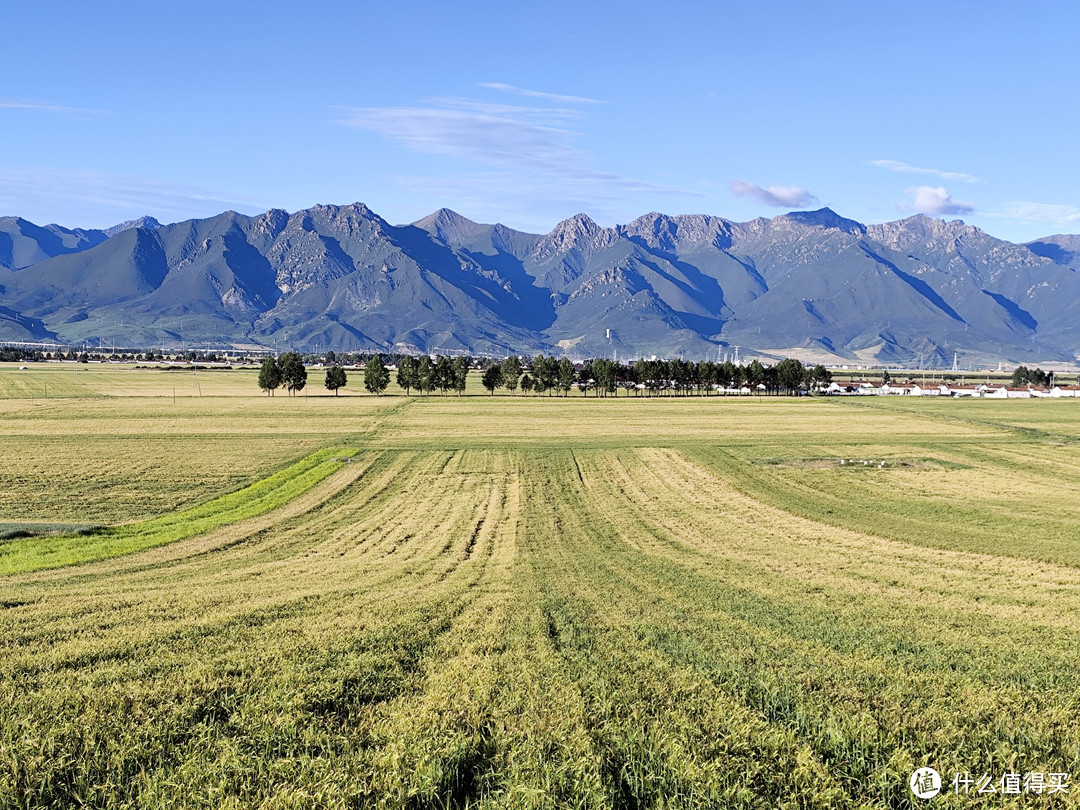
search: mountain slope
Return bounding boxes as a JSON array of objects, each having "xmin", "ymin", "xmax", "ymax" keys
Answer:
[
  {"xmin": 2, "ymin": 204, "xmax": 1077, "ymax": 363},
  {"xmin": 0, "ymin": 217, "xmax": 108, "ymax": 271},
  {"xmin": 1027, "ymin": 234, "xmax": 1080, "ymax": 270}
]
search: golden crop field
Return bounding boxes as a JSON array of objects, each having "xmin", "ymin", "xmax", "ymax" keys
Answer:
[{"xmin": 1, "ymin": 363, "xmax": 1079, "ymax": 808}]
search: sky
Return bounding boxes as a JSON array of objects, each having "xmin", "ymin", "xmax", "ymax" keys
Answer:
[{"xmin": 2, "ymin": 1, "xmax": 1078, "ymax": 243}]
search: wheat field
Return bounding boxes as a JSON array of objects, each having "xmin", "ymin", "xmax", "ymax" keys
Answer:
[{"xmin": 1, "ymin": 363, "xmax": 1078, "ymax": 808}]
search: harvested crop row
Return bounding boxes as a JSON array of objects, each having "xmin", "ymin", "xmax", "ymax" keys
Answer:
[{"xmin": 3, "ymin": 394, "xmax": 1080, "ymax": 808}]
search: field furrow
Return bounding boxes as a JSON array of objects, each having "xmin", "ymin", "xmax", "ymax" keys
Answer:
[{"xmin": 2, "ymin": 379, "xmax": 1080, "ymax": 808}]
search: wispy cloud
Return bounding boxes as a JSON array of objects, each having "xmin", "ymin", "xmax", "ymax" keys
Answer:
[
  {"xmin": 984, "ymin": 201, "xmax": 1080, "ymax": 228},
  {"xmin": 338, "ymin": 104, "xmax": 582, "ymax": 172},
  {"xmin": 730, "ymin": 179, "xmax": 818, "ymax": 208},
  {"xmin": 477, "ymin": 83, "xmax": 606, "ymax": 105},
  {"xmin": 870, "ymin": 159, "xmax": 979, "ymax": 183},
  {"xmin": 902, "ymin": 185, "xmax": 974, "ymax": 216},
  {"xmin": 0, "ymin": 99, "xmax": 108, "ymax": 115},
  {"xmin": 0, "ymin": 168, "xmax": 266, "ymax": 228},
  {"xmin": 435, "ymin": 96, "xmax": 583, "ymax": 121},
  {"xmin": 336, "ymin": 92, "xmax": 700, "ymax": 223}
]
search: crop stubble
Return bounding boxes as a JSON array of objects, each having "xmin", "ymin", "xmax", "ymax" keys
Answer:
[{"xmin": 1, "ymin": 372, "xmax": 1079, "ymax": 808}]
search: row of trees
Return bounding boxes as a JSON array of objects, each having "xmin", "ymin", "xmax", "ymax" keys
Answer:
[
  {"xmin": 630, "ymin": 357, "xmax": 832, "ymax": 396},
  {"xmin": 256, "ymin": 353, "xmax": 834, "ymax": 397},
  {"xmin": 0, "ymin": 348, "xmax": 238, "ymax": 363},
  {"xmin": 479, "ymin": 355, "xmax": 831, "ymax": 397},
  {"xmin": 256, "ymin": 353, "xmax": 473, "ymax": 398},
  {"xmin": 482, "ymin": 355, "xmax": 578, "ymax": 396},
  {"xmin": 395, "ymin": 355, "xmax": 470, "ymax": 395},
  {"xmin": 257, "ymin": 354, "xmax": 394, "ymax": 396}
]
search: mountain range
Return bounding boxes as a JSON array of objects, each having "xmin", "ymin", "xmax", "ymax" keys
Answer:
[{"xmin": 1, "ymin": 204, "xmax": 1078, "ymax": 364}]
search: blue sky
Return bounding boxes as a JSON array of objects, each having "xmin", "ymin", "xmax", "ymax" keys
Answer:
[{"xmin": 3, "ymin": 1, "xmax": 1078, "ymax": 242}]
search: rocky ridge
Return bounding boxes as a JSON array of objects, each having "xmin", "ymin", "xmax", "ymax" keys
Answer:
[{"xmin": 1, "ymin": 203, "xmax": 1077, "ymax": 364}]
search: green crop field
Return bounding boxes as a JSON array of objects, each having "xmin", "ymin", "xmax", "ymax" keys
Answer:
[{"xmin": 1, "ymin": 363, "xmax": 1079, "ymax": 808}]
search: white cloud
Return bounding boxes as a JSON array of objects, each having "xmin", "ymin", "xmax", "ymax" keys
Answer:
[
  {"xmin": 0, "ymin": 168, "xmax": 266, "ymax": 228},
  {"xmin": 870, "ymin": 159, "xmax": 979, "ymax": 183},
  {"xmin": 902, "ymin": 186, "xmax": 974, "ymax": 216},
  {"xmin": 730, "ymin": 179, "xmax": 818, "ymax": 208},
  {"xmin": 477, "ymin": 83, "xmax": 606, "ymax": 105},
  {"xmin": 985, "ymin": 201, "xmax": 1080, "ymax": 228}
]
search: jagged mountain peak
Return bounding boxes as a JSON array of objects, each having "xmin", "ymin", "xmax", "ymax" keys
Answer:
[
  {"xmin": 213, "ymin": 210, "xmax": 245, "ymax": 224},
  {"xmin": 413, "ymin": 208, "xmax": 483, "ymax": 243},
  {"xmin": 258, "ymin": 208, "xmax": 290, "ymax": 228},
  {"xmin": 552, "ymin": 212, "xmax": 601, "ymax": 236},
  {"xmin": 296, "ymin": 202, "xmax": 393, "ymax": 240},
  {"xmin": 626, "ymin": 211, "xmax": 667, "ymax": 226},
  {"xmin": 533, "ymin": 212, "xmax": 615, "ymax": 258},
  {"xmin": 621, "ymin": 212, "xmax": 732, "ymax": 252},
  {"xmin": 6, "ymin": 201, "xmax": 1080, "ymax": 363},
  {"xmin": 866, "ymin": 214, "xmax": 986, "ymax": 249},
  {"xmin": 103, "ymin": 216, "xmax": 163, "ymax": 238},
  {"xmin": 778, "ymin": 207, "xmax": 865, "ymax": 234},
  {"xmin": 246, "ymin": 208, "xmax": 290, "ymax": 242},
  {"xmin": 305, "ymin": 201, "xmax": 380, "ymax": 223}
]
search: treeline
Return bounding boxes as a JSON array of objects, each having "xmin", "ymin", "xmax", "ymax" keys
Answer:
[
  {"xmin": 0, "ymin": 347, "xmax": 40, "ymax": 362},
  {"xmin": 360, "ymin": 354, "xmax": 831, "ymax": 398},
  {"xmin": 257, "ymin": 353, "xmax": 391, "ymax": 396},
  {"xmin": 480, "ymin": 355, "xmax": 833, "ymax": 397},
  {"xmin": 0, "ymin": 347, "xmax": 238, "ymax": 363},
  {"xmin": 395, "ymin": 356, "xmax": 470, "ymax": 395},
  {"xmin": 0, "ymin": 347, "xmax": 98, "ymax": 363},
  {"xmin": 254, "ymin": 352, "xmax": 833, "ymax": 398}
]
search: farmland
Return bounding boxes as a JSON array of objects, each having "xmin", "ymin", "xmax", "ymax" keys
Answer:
[{"xmin": 1, "ymin": 363, "xmax": 1079, "ymax": 808}]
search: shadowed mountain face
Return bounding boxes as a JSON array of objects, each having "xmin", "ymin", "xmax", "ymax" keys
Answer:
[
  {"xmin": 0, "ymin": 217, "xmax": 108, "ymax": 271},
  {"xmin": 1, "ymin": 203, "xmax": 1078, "ymax": 363},
  {"xmin": 1027, "ymin": 234, "xmax": 1080, "ymax": 269}
]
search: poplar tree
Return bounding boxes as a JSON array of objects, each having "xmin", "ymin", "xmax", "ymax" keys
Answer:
[
  {"xmin": 417, "ymin": 356, "xmax": 433, "ymax": 395},
  {"xmin": 258, "ymin": 357, "xmax": 282, "ymax": 396},
  {"xmin": 532, "ymin": 354, "xmax": 557, "ymax": 395},
  {"xmin": 364, "ymin": 355, "xmax": 390, "ymax": 395},
  {"xmin": 481, "ymin": 365, "xmax": 503, "ymax": 395},
  {"xmin": 501, "ymin": 356, "xmax": 522, "ymax": 395},
  {"xmin": 324, "ymin": 365, "xmax": 347, "ymax": 396},
  {"xmin": 396, "ymin": 356, "xmax": 418, "ymax": 395},
  {"xmin": 435, "ymin": 356, "xmax": 455, "ymax": 394},
  {"xmin": 452, "ymin": 356, "xmax": 470, "ymax": 394},
  {"xmin": 557, "ymin": 357, "xmax": 575, "ymax": 396},
  {"xmin": 279, "ymin": 352, "xmax": 307, "ymax": 395}
]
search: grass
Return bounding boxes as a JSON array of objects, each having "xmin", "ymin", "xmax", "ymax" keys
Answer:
[
  {"xmin": 0, "ymin": 380, "xmax": 400, "ymax": 524},
  {"xmin": 1, "ymin": 365, "xmax": 1079, "ymax": 807},
  {"xmin": 0, "ymin": 445, "xmax": 360, "ymax": 574}
]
